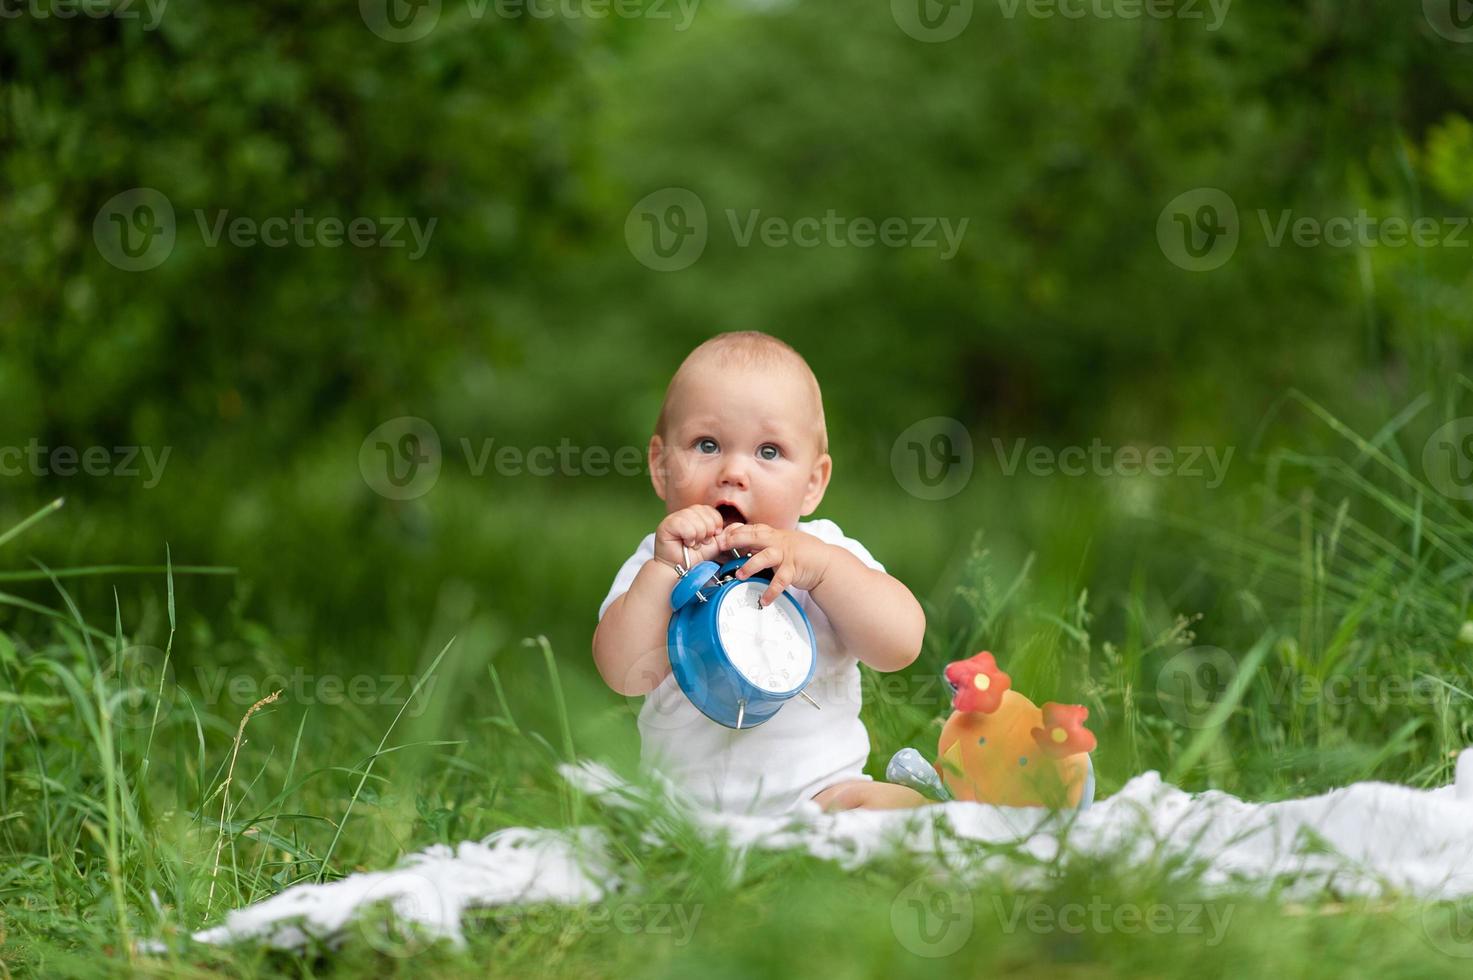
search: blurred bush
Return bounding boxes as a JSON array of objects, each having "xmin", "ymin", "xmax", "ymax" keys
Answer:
[{"xmin": 1, "ymin": 0, "xmax": 1471, "ymax": 684}]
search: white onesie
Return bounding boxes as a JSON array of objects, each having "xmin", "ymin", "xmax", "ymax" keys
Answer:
[{"xmin": 598, "ymin": 518, "xmax": 884, "ymax": 816}]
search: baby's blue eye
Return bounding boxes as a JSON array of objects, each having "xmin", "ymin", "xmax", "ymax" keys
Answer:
[
  {"xmin": 696, "ymin": 438, "xmax": 719, "ymax": 454},
  {"xmin": 758, "ymin": 444, "xmax": 781, "ymax": 461}
]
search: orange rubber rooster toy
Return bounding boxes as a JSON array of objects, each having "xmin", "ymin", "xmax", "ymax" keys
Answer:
[{"xmin": 886, "ymin": 651, "xmax": 1097, "ymax": 810}]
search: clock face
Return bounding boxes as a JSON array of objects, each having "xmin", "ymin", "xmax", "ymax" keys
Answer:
[{"xmin": 716, "ymin": 581, "xmax": 814, "ymax": 693}]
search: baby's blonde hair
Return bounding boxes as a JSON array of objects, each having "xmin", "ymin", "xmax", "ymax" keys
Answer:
[{"xmin": 655, "ymin": 331, "xmax": 829, "ymax": 455}]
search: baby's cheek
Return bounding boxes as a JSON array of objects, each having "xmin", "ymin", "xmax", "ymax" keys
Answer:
[{"xmin": 664, "ymin": 455, "xmax": 705, "ymax": 495}]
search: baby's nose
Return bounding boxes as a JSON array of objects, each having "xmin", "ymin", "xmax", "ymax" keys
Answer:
[{"xmin": 717, "ymin": 458, "xmax": 749, "ymax": 487}]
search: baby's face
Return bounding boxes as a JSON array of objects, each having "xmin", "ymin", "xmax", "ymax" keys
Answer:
[{"xmin": 651, "ymin": 361, "xmax": 831, "ymax": 532}]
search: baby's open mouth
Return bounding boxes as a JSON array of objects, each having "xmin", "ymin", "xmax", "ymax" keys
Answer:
[{"xmin": 716, "ymin": 504, "xmax": 746, "ymax": 528}]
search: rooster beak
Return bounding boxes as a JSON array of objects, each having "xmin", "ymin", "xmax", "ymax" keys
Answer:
[{"xmin": 943, "ymin": 672, "xmax": 961, "ymax": 710}]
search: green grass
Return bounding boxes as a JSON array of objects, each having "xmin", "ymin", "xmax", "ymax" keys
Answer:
[{"xmin": 3, "ymin": 394, "xmax": 1473, "ymax": 978}]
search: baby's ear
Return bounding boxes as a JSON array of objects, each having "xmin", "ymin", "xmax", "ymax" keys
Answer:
[
  {"xmin": 648, "ymin": 434, "xmax": 668, "ymax": 502},
  {"xmin": 799, "ymin": 452, "xmax": 832, "ymax": 516}
]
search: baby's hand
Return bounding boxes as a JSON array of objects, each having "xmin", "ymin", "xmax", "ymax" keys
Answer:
[
  {"xmin": 716, "ymin": 524, "xmax": 834, "ymax": 607},
  {"xmin": 654, "ymin": 505, "xmax": 727, "ymax": 568}
]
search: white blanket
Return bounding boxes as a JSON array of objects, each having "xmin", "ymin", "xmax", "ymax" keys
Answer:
[{"xmin": 155, "ymin": 749, "xmax": 1473, "ymax": 953}]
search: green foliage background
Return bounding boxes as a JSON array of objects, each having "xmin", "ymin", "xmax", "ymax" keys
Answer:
[
  {"xmin": 2, "ymin": 0, "xmax": 1473, "ymax": 765},
  {"xmin": 4, "ymin": 0, "xmax": 1473, "ymax": 751},
  {"xmin": 6, "ymin": 0, "xmax": 1473, "ymax": 973},
  {"xmin": 5, "ymin": 7, "xmax": 1473, "ymax": 967}
]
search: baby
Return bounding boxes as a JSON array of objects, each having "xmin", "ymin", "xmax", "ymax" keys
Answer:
[{"xmin": 592, "ymin": 331, "xmax": 929, "ymax": 815}]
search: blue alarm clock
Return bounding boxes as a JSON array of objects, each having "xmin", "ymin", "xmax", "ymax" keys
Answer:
[{"xmin": 667, "ymin": 548, "xmax": 821, "ymax": 730}]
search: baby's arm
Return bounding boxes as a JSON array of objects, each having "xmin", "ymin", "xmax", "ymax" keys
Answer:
[
  {"xmin": 808, "ymin": 547, "xmax": 926, "ymax": 673},
  {"xmin": 715, "ymin": 524, "xmax": 925, "ymax": 673},
  {"xmin": 592, "ymin": 504, "xmax": 727, "ymax": 696},
  {"xmin": 592, "ymin": 561, "xmax": 679, "ymax": 696}
]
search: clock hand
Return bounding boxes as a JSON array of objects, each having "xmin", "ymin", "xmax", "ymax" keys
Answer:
[{"xmin": 754, "ymin": 602, "xmax": 782, "ymax": 686}]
